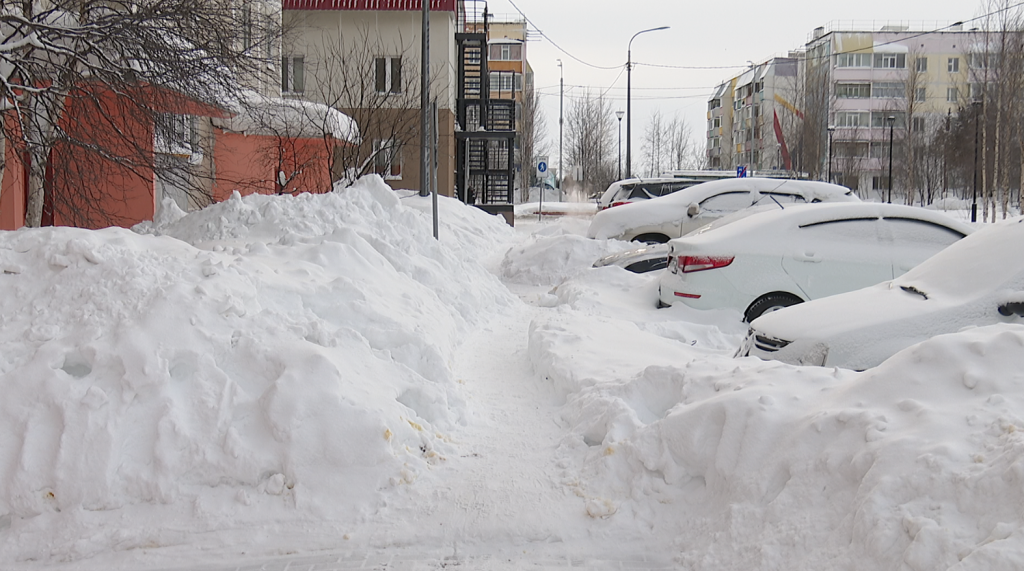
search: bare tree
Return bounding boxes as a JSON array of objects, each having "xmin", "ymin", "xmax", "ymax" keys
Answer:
[
  {"xmin": 2, "ymin": 0, "xmax": 280, "ymax": 227},
  {"xmin": 564, "ymin": 88, "xmax": 615, "ymax": 198},
  {"xmin": 519, "ymin": 75, "xmax": 547, "ymax": 198}
]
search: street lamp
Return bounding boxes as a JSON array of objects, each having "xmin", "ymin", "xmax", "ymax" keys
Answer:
[
  {"xmin": 558, "ymin": 59, "xmax": 564, "ymax": 203},
  {"xmin": 827, "ymin": 125, "xmax": 836, "ymax": 184},
  {"xmin": 972, "ymin": 99, "xmax": 983, "ymax": 223},
  {"xmin": 886, "ymin": 115, "xmax": 895, "ymax": 203},
  {"xmin": 627, "ymin": 26, "xmax": 670, "ymax": 179},
  {"xmin": 616, "ymin": 110, "xmax": 624, "ymax": 180}
]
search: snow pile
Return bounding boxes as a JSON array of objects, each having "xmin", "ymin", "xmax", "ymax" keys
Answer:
[
  {"xmin": 500, "ymin": 226, "xmax": 634, "ymax": 286},
  {"xmin": 0, "ymin": 176, "xmax": 515, "ymax": 563},
  {"xmin": 531, "ymin": 257, "xmax": 1024, "ymax": 568}
]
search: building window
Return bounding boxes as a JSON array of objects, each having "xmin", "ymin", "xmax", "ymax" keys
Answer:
[
  {"xmin": 912, "ymin": 116, "xmax": 926, "ymax": 132},
  {"xmin": 947, "ymin": 87, "xmax": 959, "ymax": 102},
  {"xmin": 835, "ymin": 111, "xmax": 869, "ymax": 128},
  {"xmin": 155, "ymin": 114, "xmax": 200, "ymax": 162},
  {"xmin": 916, "ymin": 87, "xmax": 926, "ymax": 102},
  {"xmin": 873, "ymin": 53, "xmax": 906, "ymax": 69},
  {"xmin": 871, "ymin": 112, "xmax": 905, "ymax": 128},
  {"xmin": 489, "ymin": 43, "xmax": 523, "ymax": 61},
  {"xmin": 836, "ymin": 53, "xmax": 872, "ymax": 67},
  {"xmin": 948, "ymin": 57, "xmax": 960, "ymax": 73},
  {"xmin": 282, "ymin": 55, "xmax": 304, "ymax": 93},
  {"xmin": 872, "ymin": 175, "xmax": 888, "ymax": 191},
  {"xmin": 870, "ymin": 142, "xmax": 890, "ymax": 159},
  {"xmin": 915, "ymin": 57, "xmax": 927, "ymax": 72},
  {"xmin": 836, "ymin": 83, "xmax": 871, "ymax": 98},
  {"xmin": 489, "ymin": 71, "xmax": 515, "ymax": 93},
  {"xmin": 969, "ymin": 54, "xmax": 991, "ymax": 69},
  {"xmin": 373, "ymin": 139, "xmax": 402, "ymax": 179},
  {"xmin": 872, "ymin": 82, "xmax": 905, "ymax": 98},
  {"xmin": 375, "ymin": 57, "xmax": 402, "ymax": 94}
]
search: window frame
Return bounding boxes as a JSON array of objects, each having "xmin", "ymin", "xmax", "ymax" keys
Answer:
[
  {"xmin": 282, "ymin": 55, "xmax": 305, "ymax": 94},
  {"xmin": 373, "ymin": 138, "xmax": 403, "ymax": 180},
  {"xmin": 375, "ymin": 56, "xmax": 403, "ymax": 94}
]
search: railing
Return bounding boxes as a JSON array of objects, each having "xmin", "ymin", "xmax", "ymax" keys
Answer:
[{"xmin": 283, "ymin": 0, "xmax": 457, "ymax": 11}]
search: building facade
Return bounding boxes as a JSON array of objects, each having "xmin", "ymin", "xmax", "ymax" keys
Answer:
[
  {"xmin": 707, "ymin": 23, "xmax": 977, "ymax": 198},
  {"xmin": 803, "ymin": 24, "xmax": 970, "ymax": 194},
  {"xmin": 707, "ymin": 56, "xmax": 801, "ymax": 174},
  {"xmin": 281, "ymin": 0, "xmax": 460, "ymax": 197}
]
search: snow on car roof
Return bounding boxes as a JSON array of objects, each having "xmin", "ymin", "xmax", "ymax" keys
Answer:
[
  {"xmin": 588, "ymin": 178, "xmax": 857, "ymax": 239},
  {"xmin": 897, "ymin": 217, "xmax": 1024, "ymax": 298},
  {"xmin": 670, "ymin": 202, "xmax": 974, "ymax": 249}
]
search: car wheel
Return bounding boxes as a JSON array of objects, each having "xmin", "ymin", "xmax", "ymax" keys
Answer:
[
  {"xmin": 632, "ymin": 233, "xmax": 670, "ymax": 244},
  {"xmin": 744, "ymin": 292, "xmax": 803, "ymax": 322}
]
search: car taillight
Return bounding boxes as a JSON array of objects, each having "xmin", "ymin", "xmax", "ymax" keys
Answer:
[
  {"xmin": 610, "ymin": 201, "xmax": 629, "ymax": 208},
  {"xmin": 679, "ymin": 255, "xmax": 734, "ymax": 273}
]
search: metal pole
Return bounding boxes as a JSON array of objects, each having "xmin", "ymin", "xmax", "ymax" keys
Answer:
[
  {"xmin": 626, "ymin": 48, "xmax": 632, "ymax": 179},
  {"xmin": 419, "ymin": 0, "xmax": 430, "ymax": 197},
  {"xmin": 432, "ymin": 99, "xmax": 439, "ymax": 239},
  {"xmin": 887, "ymin": 117, "xmax": 894, "ymax": 204},
  {"xmin": 558, "ymin": 60, "xmax": 563, "ymax": 202},
  {"xmin": 827, "ymin": 127, "xmax": 834, "ymax": 183},
  {"xmin": 614, "ymin": 113, "xmax": 622, "ymax": 180},
  {"xmin": 973, "ymin": 101, "xmax": 980, "ymax": 223},
  {"xmin": 626, "ymin": 27, "xmax": 669, "ymax": 181}
]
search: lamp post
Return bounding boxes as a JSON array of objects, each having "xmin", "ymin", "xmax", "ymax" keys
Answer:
[
  {"xmin": 827, "ymin": 125, "xmax": 835, "ymax": 184},
  {"xmin": 558, "ymin": 59, "xmax": 564, "ymax": 202},
  {"xmin": 616, "ymin": 110, "xmax": 624, "ymax": 180},
  {"xmin": 886, "ymin": 115, "xmax": 895, "ymax": 203},
  {"xmin": 972, "ymin": 99, "xmax": 982, "ymax": 223},
  {"xmin": 627, "ymin": 26, "xmax": 670, "ymax": 179}
]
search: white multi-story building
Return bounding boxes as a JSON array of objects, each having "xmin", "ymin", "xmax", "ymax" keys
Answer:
[
  {"xmin": 803, "ymin": 23, "xmax": 971, "ymax": 194},
  {"xmin": 707, "ymin": 56, "xmax": 800, "ymax": 173},
  {"xmin": 708, "ymin": 23, "xmax": 978, "ymax": 196}
]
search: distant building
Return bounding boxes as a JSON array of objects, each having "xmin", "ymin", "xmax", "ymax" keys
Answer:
[
  {"xmin": 706, "ymin": 56, "xmax": 800, "ymax": 173},
  {"xmin": 707, "ymin": 23, "xmax": 976, "ymax": 197},
  {"xmin": 803, "ymin": 23, "xmax": 971, "ymax": 194}
]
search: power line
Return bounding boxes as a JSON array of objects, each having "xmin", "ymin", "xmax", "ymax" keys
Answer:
[{"xmin": 505, "ymin": 0, "xmax": 623, "ymax": 70}]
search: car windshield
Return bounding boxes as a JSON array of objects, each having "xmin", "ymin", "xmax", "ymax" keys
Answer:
[{"xmin": 897, "ymin": 219, "xmax": 1024, "ymax": 299}]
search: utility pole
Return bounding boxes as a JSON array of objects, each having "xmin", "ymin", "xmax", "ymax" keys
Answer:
[
  {"xmin": 420, "ymin": 0, "xmax": 431, "ymax": 199},
  {"xmin": 558, "ymin": 59, "xmax": 563, "ymax": 202}
]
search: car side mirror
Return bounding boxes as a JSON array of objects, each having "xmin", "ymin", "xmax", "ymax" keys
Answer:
[
  {"xmin": 998, "ymin": 301, "xmax": 1024, "ymax": 317},
  {"xmin": 687, "ymin": 202, "xmax": 700, "ymax": 218}
]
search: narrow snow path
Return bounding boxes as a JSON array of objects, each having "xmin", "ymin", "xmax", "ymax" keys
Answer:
[{"xmin": 362, "ymin": 300, "xmax": 591, "ymax": 559}]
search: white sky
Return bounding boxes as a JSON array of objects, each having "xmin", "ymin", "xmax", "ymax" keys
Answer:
[{"xmin": 485, "ymin": 0, "xmax": 983, "ymax": 175}]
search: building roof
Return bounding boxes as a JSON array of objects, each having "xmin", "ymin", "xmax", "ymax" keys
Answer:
[{"xmin": 282, "ymin": 0, "xmax": 456, "ymax": 11}]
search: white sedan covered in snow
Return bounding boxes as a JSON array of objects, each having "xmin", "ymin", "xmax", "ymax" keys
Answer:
[
  {"xmin": 657, "ymin": 202, "xmax": 974, "ymax": 322},
  {"xmin": 738, "ymin": 217, "xmax": 1024, "ymax": 370},
  {"xmin": 587, "ymin": 178, "xmax": 858, "ymax": 243}
]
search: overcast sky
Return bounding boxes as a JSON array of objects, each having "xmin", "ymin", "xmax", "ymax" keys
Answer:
[{"xmin": 485, "ymin": 0, "xmax": 982, "ymax": 176}]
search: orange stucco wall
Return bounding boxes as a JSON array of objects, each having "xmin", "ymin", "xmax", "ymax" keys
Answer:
[
  {"xmin": 0, "ymin": 134, "xmax": 26, "ymax": 231},
  {"xmin": 213, "ymin": 129, "xmax": 337, "ymax": 201}
]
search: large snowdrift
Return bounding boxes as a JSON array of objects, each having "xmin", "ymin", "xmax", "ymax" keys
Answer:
[
  {"xmin": 0, "ymin": 176, "xmax": 516, "ymax": 563},
  {"xmin": 531, "ymin": 266, "xmax": 1024, "ymax": 569}
]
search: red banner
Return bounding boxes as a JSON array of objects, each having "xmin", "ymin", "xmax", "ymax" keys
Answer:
[
  {"xmin": 773, "ymin": 110, "xmax": 792, "ymax": 171},
  {"xmin": 282, "ymin": 0, "xmax": 457, "ymax": 10}
]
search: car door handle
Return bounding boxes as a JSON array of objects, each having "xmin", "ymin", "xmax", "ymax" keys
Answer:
[{"xmin": 795, "ymin": 253, "xmax": 821, "ymax": 263}]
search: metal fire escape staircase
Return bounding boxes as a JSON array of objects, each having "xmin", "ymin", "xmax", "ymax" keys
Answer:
[{"xmin": 455, "ymin": 7, "xmax": 516, "ymax": 217}]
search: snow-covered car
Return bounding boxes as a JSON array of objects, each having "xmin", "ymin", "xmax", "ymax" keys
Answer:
[
  {"xmin": 588, "ymin": 178, "xmax": 858, "ymax": 243},
  {"xmin": 738, "ymin": 217, "xmax": 1024, "ymax": 370},
  {"xmin": 596, "ymin": 177, "xmax": 704, "ymax": 210},
  {"xmin": 657, "ymin": 202, "xmax": 974, "ymax": 322},
  {"xmin": 592, "ymin": 243, "xmax": 670, "ymax": 273}
]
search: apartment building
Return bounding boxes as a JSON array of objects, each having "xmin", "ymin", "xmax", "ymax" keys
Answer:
[
  {"xmin": 706, "ymin": 56, "xmax": 800, "ymax": 173},
  {"xmin": 282, "ymin": 0, "xmax": 460, "ymax": 196},
  {"xmin": 707, "ymin": 23, "xmax": 977, "ymax": 195},
  {"xmin": 803, "ymin": 24, "xmax": 971, "ymax": 193}
]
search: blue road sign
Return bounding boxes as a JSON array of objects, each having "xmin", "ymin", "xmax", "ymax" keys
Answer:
[{"xmin": 538, "ymin": 161, "xmax": 548, "ymax": 173}]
